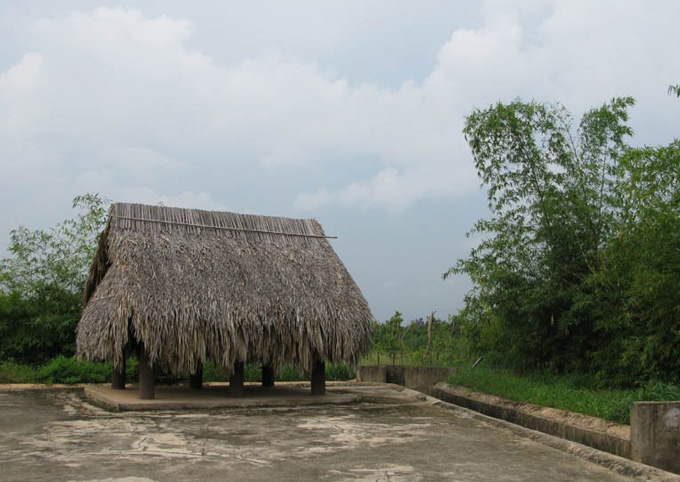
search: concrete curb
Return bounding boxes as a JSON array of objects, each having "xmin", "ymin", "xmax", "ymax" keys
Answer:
[
  {"xmin": 430, "ymin": 383, "xmax": 630, "ymax": 458},
  {"xmin": 420, "ymin": 385, "xmax": 679, "ymax": 482}
]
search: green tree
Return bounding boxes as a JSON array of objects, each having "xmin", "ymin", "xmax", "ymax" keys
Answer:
[
  {"xmin": 0, "ymin": 194, "xmax": 109, "ymax": 363},
  {"xmin": 384, "ymin": 311, "xmax": 404, "ymax": 365},
  {"xmin": 447, "ymin": 98, "xmax": 635, "ymax": 372},
  {"xmin": 584, "ymin": 141, "xmax": 680, "ymax": 384}
]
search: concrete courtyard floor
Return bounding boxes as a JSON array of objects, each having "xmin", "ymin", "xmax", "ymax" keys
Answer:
[{"xmin": 0, "ymin": 384, "xmax": 642, "ymax": 482}]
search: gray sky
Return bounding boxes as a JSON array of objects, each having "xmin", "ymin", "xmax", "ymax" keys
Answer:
[{"xmin": 1, "ymin": 0, "xmax": 679, "ymax": 322}]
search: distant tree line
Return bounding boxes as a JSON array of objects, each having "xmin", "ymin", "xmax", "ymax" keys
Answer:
[
  {"xmin": 368, "ymin": 311, "xmax": 464, "ymax": 366},
  {"xmin": 447, "ymin": 91, "xmax": 680, "ymax": 387}
]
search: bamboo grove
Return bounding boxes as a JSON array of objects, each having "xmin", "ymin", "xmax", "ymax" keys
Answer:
[{"xmin": 447, "ymin": 95, "xmax": 680, "ymax": 387}]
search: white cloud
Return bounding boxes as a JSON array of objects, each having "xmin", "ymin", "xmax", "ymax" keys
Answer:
[
  {"xmin": 295, "ymin": 0, "xmax": 680, "ymax": 210},
  {"xmin": 295, "ymin": 163, "xmax": 477, "ymax": 212},
  {"xmin": 1, "ymin": 2, "xmax": 679, "ymax": 228}
]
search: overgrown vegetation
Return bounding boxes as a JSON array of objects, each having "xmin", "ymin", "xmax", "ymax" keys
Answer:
[
  {"xmin": 0, "ymin": 194, "xmax": 108, "ymax": 364},
  {"xmin": 446, "ymin": 93, "xmax": 680, "ymax": 387},
  {"xmin": 449, "ymin": 364, "xmax": 680, "ymax": 424}
]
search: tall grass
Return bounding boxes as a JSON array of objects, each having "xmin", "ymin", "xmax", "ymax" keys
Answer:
[{"xmin": 448, "ymin": 363, "xmax": 680, "ymax": 424}]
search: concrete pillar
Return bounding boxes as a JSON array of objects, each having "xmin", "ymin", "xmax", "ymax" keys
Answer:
[
  {"xmin": 190, "ymin": 362, "xmax": 203, "ymax": 389},
  {"xmin": 111, "ymin": 356, "xmax": 126, "ymax": 390},
  {"xmin": 230, "ymin": 361, "xmax": 244, "ymax": 398},
  {"xmin": 138, "ymin": 343, "xmax": 155, "ymax": 400},
  {"xmin": 311, "ymin": 359, "xmax": 325, "ymax": 396},
  {"xmin": 262, "ymin": 366, "xmax": 275, "ymax": 388},
  {"xmin": 631, "ymin": 401, "xmax": 680, "ymax": 473}
]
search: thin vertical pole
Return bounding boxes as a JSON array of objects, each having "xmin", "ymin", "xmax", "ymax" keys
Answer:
[
  {"xmin": 311, "ymin": 359, "xmax": 325, "ymax": 396},
  {"xmin": 138, "ymin": 343, "xmax": 155, "ymax": 400},
  {"xmin": 230, "ymin": 361, "xmax": 244, "ymax": 397}
]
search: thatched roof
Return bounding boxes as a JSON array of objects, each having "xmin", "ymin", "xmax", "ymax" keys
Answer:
[{"xmin": 76, "ymin": 203, "xmax": 373, "ymax": 374}]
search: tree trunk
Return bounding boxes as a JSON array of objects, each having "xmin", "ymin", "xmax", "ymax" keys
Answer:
[{"xmin": 425, "ymin": 311, "xmax": 434, "ymax": 360}]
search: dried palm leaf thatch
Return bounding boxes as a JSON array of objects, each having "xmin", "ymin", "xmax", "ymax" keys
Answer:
[{"xmin": 76, "ymin": 203, "xmax": 373, "ymax": 374}]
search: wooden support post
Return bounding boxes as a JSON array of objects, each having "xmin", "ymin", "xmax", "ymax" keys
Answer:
[
  {"xmin": 311, "ymin": 359, "xmax": 325, "ymax": 396},
  {"xmin": 262, "ymin": 366, "xmax": 275, "ymax": 388},
  {"xmin": 138, "ymin": 343, "xmax": 155, "ymax": 400},
  {"xmin": 111, "ymin": 356, "xmax": 126, "ymax": 390},
  {"xmin": 190, "ymin": 362, "xmax": 203, "ymax": 389},
  {"xmin": 230, "ymin": 361, "xmax": 244, "ymax": 398}
]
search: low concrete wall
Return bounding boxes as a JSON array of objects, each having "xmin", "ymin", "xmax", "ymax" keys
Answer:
[
  {"xmin": 356, "ymin": 366, "xmax": 387, "ymax": 384},
  {"xmin": 403, "ymin": 366, "xmax": 456, "ymax": 388},
  {"xmin": 430, "ymin": 383, "xmax": 631, "ymax": 459},
  {"xmin": 631, "ymin": 402, "xmax": 680, "ymax": 474},
  {"xmin": 357, "ymin": 366, "xmax": 455, "ymax": 389}
]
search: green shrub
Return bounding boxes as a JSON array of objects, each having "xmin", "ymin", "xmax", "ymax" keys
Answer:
[
  {"xmin": 34, "ymin": 356, "xmax": 110, "ymax": 384},
  {"xmin": 326, "ymin": 363, "xmax": 355, "ymax": 381}
]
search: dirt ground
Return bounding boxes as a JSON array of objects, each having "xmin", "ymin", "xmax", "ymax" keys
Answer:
[{"xmin": 0, "ymin": 385, "xmax": 637, "ymax": 482}]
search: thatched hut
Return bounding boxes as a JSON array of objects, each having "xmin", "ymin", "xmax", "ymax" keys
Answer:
[{"xmin": 77, "ymin": 203, "xmax": 373, "ymax": 398}]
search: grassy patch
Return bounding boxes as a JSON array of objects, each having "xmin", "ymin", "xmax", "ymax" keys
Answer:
[
  {"xmin": 0, "ymin": 356, "xmax": 111, "ymax": 384},
  {"xmin": 448, "ymin": 363, "xmax": 680, "ymax": 424},
  {"xmin": 0, "ymin": 360, "xmax": 38, "ymax": 383}
]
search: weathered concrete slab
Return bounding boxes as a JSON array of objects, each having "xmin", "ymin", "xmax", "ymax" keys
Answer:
[
  {"xmin": 85, "ymin": 385, "xmax": 359, "ymax": 411},
  {"xmin": 0, "ymin": 384, "xmax": 654, "ymax": 482}
]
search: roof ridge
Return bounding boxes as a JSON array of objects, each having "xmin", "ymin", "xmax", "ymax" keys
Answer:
[{"xmin": 110, "ymin": 214, "xmax": 337, "ymax": 239}]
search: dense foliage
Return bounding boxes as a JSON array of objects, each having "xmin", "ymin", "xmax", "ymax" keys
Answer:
[
  {"xmin": 0, "ymin": 194, "xmax": 108, "ymax": 363},
  {"xmin": 448, "ymin": 96, "xmax": 680, "ymax": 386}
]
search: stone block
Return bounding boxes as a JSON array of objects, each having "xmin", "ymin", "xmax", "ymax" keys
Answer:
[{"xmin": 631, "ymin": 401, "xmax": 680, "ymax": 474}]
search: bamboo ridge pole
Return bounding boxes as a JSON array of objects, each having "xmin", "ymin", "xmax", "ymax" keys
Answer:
[{"xmin": 111, "ymin": 215, "xmax": 338, "ymax": 239}]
